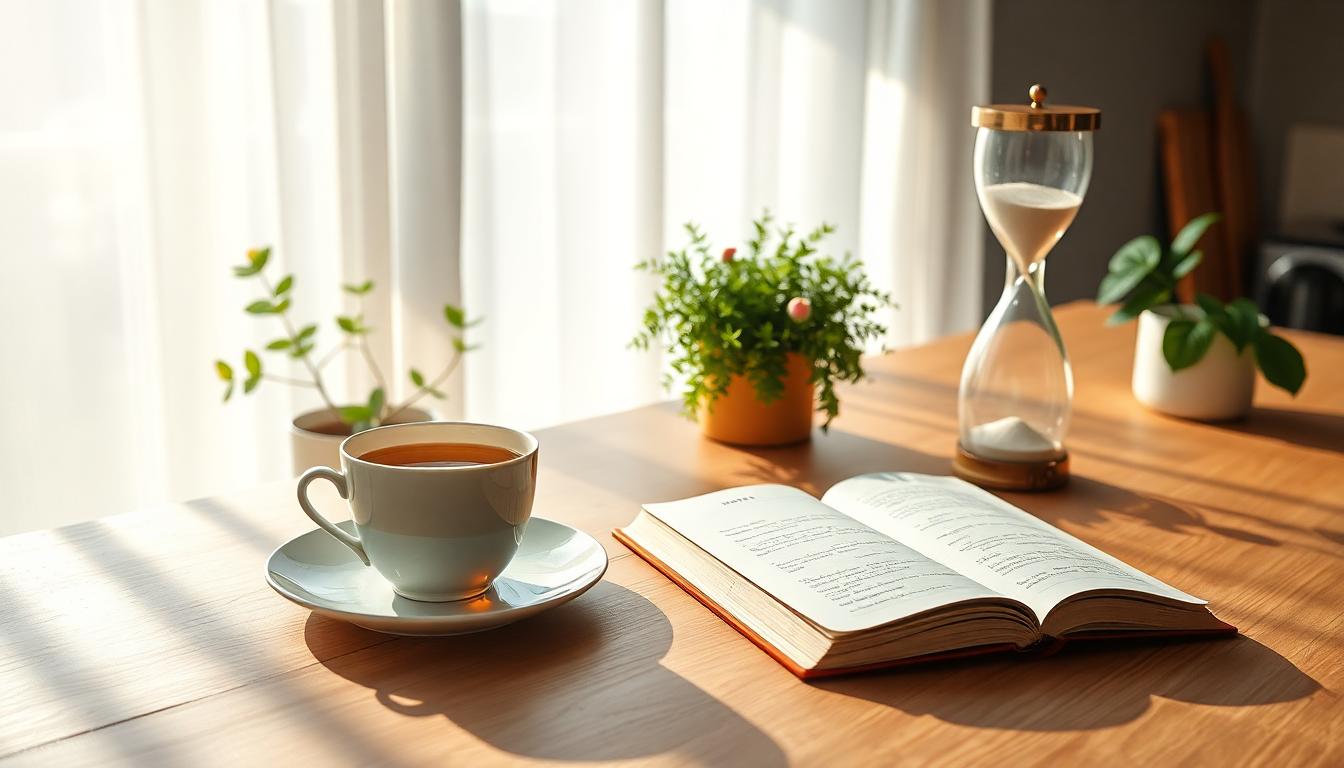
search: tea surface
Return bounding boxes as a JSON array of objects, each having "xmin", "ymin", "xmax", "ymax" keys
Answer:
[{"xmin": 359, "ymin": 442, "xmax": 520, "ymax": 468}]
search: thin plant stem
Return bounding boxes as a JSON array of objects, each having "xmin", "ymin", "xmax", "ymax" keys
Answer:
[
  {"xmin": 383, "ymin": 349, "xmax": 462, "ymax": 423},
  {"xmin": 354, "ymin": 295, "xmax": 387, "ymax": 415},
  {"xmin": 316, "ymin": 343, "xmax": 353, "ymax": 370},
  {"xmin": 359, "ymin": 338, "xmax": 386, "ymax": 398},
  {"xmin": 258, "ymin": 273, "xmax": 338, "ymax": 412}
]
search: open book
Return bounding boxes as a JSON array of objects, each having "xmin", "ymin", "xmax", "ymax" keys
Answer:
[{"xmin": 614, "ymin": 473, "xmax": 1234, "ymax": 678}]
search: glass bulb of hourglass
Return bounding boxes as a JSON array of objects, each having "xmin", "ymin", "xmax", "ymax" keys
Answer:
[
  {"xmin": 981, "ymin": 182, "xmax": 1081, "ymax": 275},
  {"xmin": 958, "ymin": 128, "xmax": 1092, "ymax": 464}
]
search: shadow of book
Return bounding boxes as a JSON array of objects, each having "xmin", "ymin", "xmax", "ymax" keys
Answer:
[{"xmin": 814, "ymin": 633, "xmax": 1319, "ymax": 731}]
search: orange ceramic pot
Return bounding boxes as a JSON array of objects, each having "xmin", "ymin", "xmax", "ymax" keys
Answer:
[{"xmin": 698, "ymin": 353, "xmax": 815, "ymax": 446}]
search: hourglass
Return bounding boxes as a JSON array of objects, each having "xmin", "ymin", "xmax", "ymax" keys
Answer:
[{"xmin": 953, "ymin": 85, "xmax": 1100, "ymax": 491}]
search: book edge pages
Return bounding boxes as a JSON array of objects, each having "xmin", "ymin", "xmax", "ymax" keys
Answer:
[{"xmin": 612, "ymin": 527, "xmax": 1020, "ymax": 679}]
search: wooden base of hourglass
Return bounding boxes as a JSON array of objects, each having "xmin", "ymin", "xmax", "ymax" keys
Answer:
[{"xmin": 952, "ymin": 442, "xmax": 1069, "ymax": 492}]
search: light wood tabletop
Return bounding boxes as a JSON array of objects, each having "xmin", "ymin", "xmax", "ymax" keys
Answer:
[{"xmin": 2, "ymin": 302, "xmax": 1341, "ymax": 766}]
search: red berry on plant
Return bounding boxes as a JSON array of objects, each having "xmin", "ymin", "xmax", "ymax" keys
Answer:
[
  {"xmin": 722, "ymin": 247, "xmax": 736, "ymax": 262},
  {"xmin": 787, "ymin": 296, "xmax": 811, "ymax": 322}
]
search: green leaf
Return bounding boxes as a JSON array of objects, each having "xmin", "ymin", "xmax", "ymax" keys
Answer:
[
  {"xmin": 1107, "ymin": 235, "xmax": 1161, "ymax": 277},
  {"xmin": 1107, "ymin": 280, "xmax": 1170, "ymax": 325},
  {"xmin": 339, "ymin": 405, "xmax": 371, "ymax": 424},
  {"xmin": 297, "ymin": 324, "xmax": 318, "ymax": 341},
  {"xmin": 242, "ymin": 375, "xmax": 260, "ymax": 394},
  {"xmin": 243, "ymin": 297, "xmax": 288, "ymax": 314},
  {"xmin": 274, "ymin": 274, "xmax": 293, "ymax": 296},
  {"xmin": 1254, "ymin": 332, "xmax": 1306, "ymax": 395},
  {"xmin": 215, "ymin": 360, "xmax": 234, "ymax": 381},
  {"xmin": 367, "ymin": 387, "xmax": 385, "ymax": 420},
  {"xmin": 1196, "ymin": 293, "xmax": 1237, "ymax": 349},
  {"xmin": 1171, "ymin": 212, "xmax": 1221, "ymax": 256},
  {"xmin": 244, "ymin": 350, "xmax": 261, "ymax": 378},
  {"xmin": 1171, "ymin": 249, "xmax": 1203, "ymax": 279},
  {"xmin": 1099, "ymin": 236, "xmax": 1161, "ymax": 304},
  {"xmin": 232, "ymin": 247, "xmax": 271, "ymax": 277},
  {"xmin": 1162, "ymin": 318, "xmax": 1217, "ymax": 371},
  {"xmin": 1223, "ymin": 298, "xmax": 1261, "ymax": 352},
  {"xmin": 1195, "ymin": 293, "xmax": 1226, "ymax": 322},
  {"xmin": 337, "ymin": 316, "xmax": 360, "ymax": 334},
  {"xmin": 451, "ymin": 337, "xmax": 482, "ymax": 353},
  {"xmin": 222, "ymin": 381, "xmax": 234, "ymax": 402},
  {"xmin": 426, "ymin": 387, "xmax": 447, "ymax": 399},
  {"xmin": 291, "ymin": 343, "xmax": 314, "ymax": 358},
  {"xmin": 343, "ymin": 280, "xmax": 374, "ymax": 295},
  {"xmin": 233, "ymin": 248, "xmax": 270, "ymax": 277},
  {"xmin": 409, "ymin": 368, "xmax": 425, "ymax": 387},
  {"xmin": 443, "ymin": 304, "xmax": 466, "ymax": 328},
  {"xmin": 1097, "ymin": 270, "xmax": 1146, "ymax": 305},
  {"xmin": 265, "ymin": 338, "xmax": 292, "ymax": 351}
]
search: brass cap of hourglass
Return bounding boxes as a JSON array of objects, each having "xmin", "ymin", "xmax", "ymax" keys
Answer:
[
  {"xmin": 954, "ymin": 85, "xmax": 1101, "ymax": 492},
  {"xmin": 970, "ymin": 84, "xmax": 1101, "ymax": 132}
]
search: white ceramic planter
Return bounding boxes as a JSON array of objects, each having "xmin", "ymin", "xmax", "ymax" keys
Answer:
[
  {"xmin": 1131, "ymin": 307, "xmax": 1255, "ymax": 421},
  {"xmin": 290, "ymin": 406, "xmax": 435, "ymax": 474}
]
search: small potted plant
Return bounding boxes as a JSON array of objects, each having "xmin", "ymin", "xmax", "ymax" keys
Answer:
[
  {"xmin": 214, "ymin": 247, "xmax": 479, "ymax": 471},
  {"xmin": 1097, "ymin": 213, "xmax": 1306, "ymax": 420},
  {"xmin": 632, "ymin": 213, "xmax": 893, "ymax": 445}
]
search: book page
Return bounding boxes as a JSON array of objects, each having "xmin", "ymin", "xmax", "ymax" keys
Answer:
[
  {"xmin": 642, "ymin": 484, "xmax": 1007, "ymax": 633},
  {"xmin": 821, "ymin": 473, "xmax": 1205, "ymax": 621}
]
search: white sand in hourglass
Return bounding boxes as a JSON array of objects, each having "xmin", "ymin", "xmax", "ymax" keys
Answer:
[
  {"xmin": 966, "ymin": 416, "xmax": 1062, "ymax": 462},
  {"xmin": 980, "ymin": 182, "xmax": 1082, "ymax": 268}
]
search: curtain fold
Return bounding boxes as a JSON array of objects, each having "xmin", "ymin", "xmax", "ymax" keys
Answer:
[
  {"xmin": 458, "ymin": 0, "xmax": 667, "ymax": 428},
  {"xmin": 0, "ymin": 0, "xmax": 989, "ymax": 535},
  {"xmin": 385, "ymin": 0, "xmax": 467, "ymax": 418},
  {"xmin": 860, "ymin": 0, "xmax": 990, "ymax": 343},
  {"xmin": 0, "ymin": 0, "xmax": 399, "ymax": 533}
]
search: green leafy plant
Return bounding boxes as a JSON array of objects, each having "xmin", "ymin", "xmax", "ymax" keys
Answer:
[
  {"xmin": 215, "ymin": 247, "xmax": 480, "ymax": 433},
  {"xmin": 1097, "ymin": 214, "xmax": 1306, "ymax": 394},
  {"xmin": 632, "ymin": 212, "xmax": 894, "ymax": 429}
]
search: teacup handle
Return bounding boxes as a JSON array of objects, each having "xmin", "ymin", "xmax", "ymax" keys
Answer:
[{"xmin": 297, "ymin": 466, "xmax": 370, "ymax": 566}]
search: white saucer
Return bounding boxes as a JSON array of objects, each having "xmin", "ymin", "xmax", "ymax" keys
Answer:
[{"xmin": 266, "ymin": 517, "xmax": 608, "ymax": 636}]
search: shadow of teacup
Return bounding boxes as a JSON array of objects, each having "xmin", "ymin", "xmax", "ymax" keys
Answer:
[{"xmin": 306, "ymin": 581, "xmax": 786, "ymax": 764}]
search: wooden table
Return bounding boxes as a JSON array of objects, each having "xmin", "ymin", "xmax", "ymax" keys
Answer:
[{"xmin": 2, "ymin": 303, "xmax": 1342, "ymax": 766}]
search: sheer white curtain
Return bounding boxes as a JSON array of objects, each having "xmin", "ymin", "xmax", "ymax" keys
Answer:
[
  {"xmin": 459, "ymin": 0, "xmax": 989, "ymax": 423},
  {"xmin": 458, "ymin": 0, "xmax": 666, "ymax": 426},
  {"xmin": 861, "ymin": 0, "xmax": 989, "ymax": 340},
  {"xmin": 0, "ymin": 0, "xmax": 439, "ymax": 533},
  {"xmin": 0, "ymin": 0, "xmax": 986, "ymax": 535}
]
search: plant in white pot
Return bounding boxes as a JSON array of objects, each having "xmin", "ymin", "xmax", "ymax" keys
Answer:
[
  {"xmin": 1097, "ymin": 213, "xmax": 1306, "ymax": 420},
  {"xmin": 214, "ymin": 247, "xmax": 479, "ymax": 471}
]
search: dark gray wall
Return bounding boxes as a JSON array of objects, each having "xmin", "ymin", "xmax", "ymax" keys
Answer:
[
  {"xmin": 1249, "ymin": 0, "xmax": 1344, "ymax": 236},
  {"xmin": 981, "ymin": 0, "xmax": 1255, "ymax": 316}
]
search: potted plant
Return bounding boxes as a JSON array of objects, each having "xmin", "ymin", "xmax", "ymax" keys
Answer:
[
  {"xmin": 632, "ymin": 213, "xmax": 893, "ymax": 445},
  {"xmin": 1097, "ymin": 213, "xmax": 1306, "ymax": 420},
  {"xmin": 214, "ymin": 247, "xmax": 479, "ymax": 471}
]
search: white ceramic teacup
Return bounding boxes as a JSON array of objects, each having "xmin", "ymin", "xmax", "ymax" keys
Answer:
[{"xmin": 297, "ymin": 421, "xmax": 539, "ymax": 602}]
